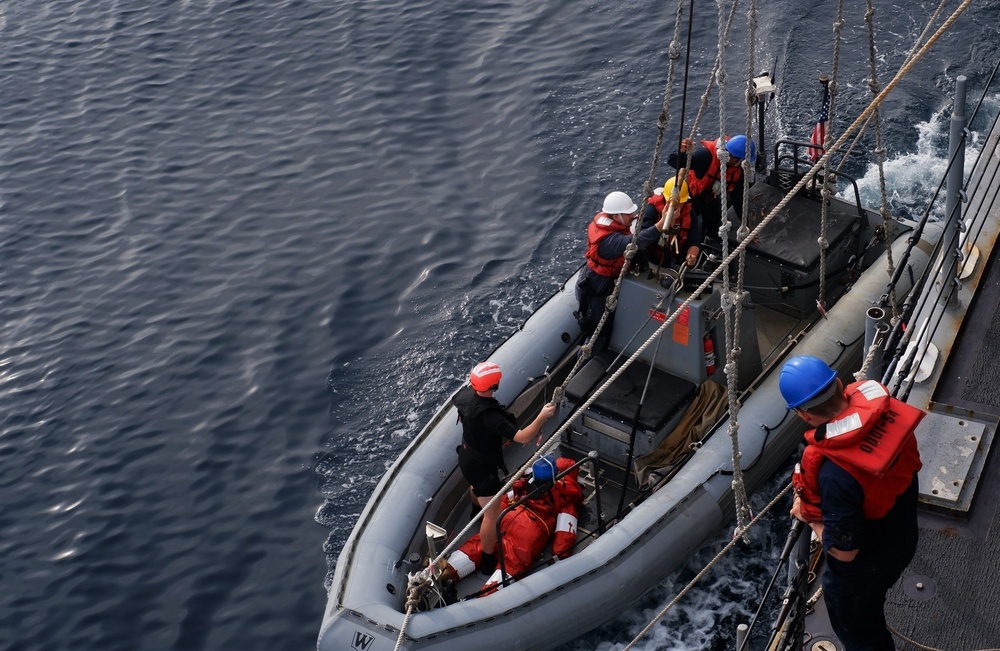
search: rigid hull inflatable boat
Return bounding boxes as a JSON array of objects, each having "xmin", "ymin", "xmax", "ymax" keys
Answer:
[{"xmin": 318, "ymin": 145, "xmax": 942, "ymax": 651}]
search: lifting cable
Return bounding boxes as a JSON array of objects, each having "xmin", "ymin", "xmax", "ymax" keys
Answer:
[
  {"xmin": 864, "ymin": 0, "xmax": 898, "ymax": 319},
  {"xmin": 816, "ymin": 0, "xmax": 845, "ymax": 311},
  {"xmin": 855, "ymin": 0, "xmax": 954, "ymax": 381},
  {"xmin": 841, "ymin": 0, "xmax": 949, "ymax": 173},
  {"xmin": 722, "ymin": 0, "xmax": 759, "ymax": 542},
  {"xmin": 644, "ymin": 0, "xmax": 694, "ymax": 202},
  {"xmin": 854, "ymin": 0, "xmax": 898, "ymax": 382},
  {"xmin": 656, "ymin": 0, "xmax": 696, "ymax": 284},
  {"xmin": 686, "ymin": 0, "xmax": 742, "ymax": 147},
  {"xmin": 547, "ymin": 0, "xmax": 695, "ymax": 420},
  {"xmin": 830, "ymin": 0, "xmax": 949, "ymax": 195}
]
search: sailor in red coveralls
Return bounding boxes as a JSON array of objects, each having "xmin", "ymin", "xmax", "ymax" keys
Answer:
[
  {"xmin": 779, "ymin": 356, "xmax": 924, "ymax": 651},
  {"xmin": 443, "ymin": 456, "xmax": 583, "ymax": 596}
]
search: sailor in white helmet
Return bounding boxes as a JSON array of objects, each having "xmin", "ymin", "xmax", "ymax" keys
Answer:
[{"xmin": 575, "ymin": 190, "xmax": 672, "ymax": 347}]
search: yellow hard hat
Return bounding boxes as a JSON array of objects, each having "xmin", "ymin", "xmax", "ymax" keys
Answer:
[{"xmin": 663, "ymin": 176, "xmax": 690, "ymax": 203}]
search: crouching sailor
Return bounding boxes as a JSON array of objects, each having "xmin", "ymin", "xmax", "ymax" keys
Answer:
[
  {"xmin": 443, "ymin": 456, "xmax": 583, "ymax": 596},
  {"xmin": 779, "ymin": 355, "xmax": 924, "ymax": 651}
]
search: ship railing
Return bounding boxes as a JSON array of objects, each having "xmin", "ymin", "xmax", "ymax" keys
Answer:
[{"xmin": 769, "ymin": 138, "xmax": 869, "ymax": 227}]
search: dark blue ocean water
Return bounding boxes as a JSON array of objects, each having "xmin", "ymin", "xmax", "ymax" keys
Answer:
[{"xmin": 1, "ymin": 1, "xmax": 997, "ymax": 650}]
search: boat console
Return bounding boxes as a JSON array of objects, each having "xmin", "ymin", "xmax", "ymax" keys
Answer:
[
  {"xmin": 560, "ymin": 264, "xmax": 759, "ymax": 473},
  {"xmin": 563, "ymin": 348, "xmax": 697, "ymax": 467}
]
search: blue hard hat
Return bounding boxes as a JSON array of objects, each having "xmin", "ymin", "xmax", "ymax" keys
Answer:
[
  {"xmin": 779, "ymin": 355, "xmax": 837, "ymax": 409},
  {"xmin": 725, "ymin": 134, "xmax": 757, "ymax": 163},
  {"xmin": 531, "ymin": 455, "xmax": 558, "ymax": 483}
]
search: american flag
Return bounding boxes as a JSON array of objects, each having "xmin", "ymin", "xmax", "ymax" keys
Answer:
[{"xmin": 809, "ymin": 84, "xmax": 830, "ymax": 162}]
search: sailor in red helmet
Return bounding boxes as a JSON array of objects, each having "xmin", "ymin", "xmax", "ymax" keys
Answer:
[
  {"xmin": 443, "ymin": 455, "xmax": 583, "ymax": 596},
  {"xmin": 780, "ymin": 355, "xmax": 924, "ymax": 651},
  {"xmin": 453, "ymin": 361, "xmax": 557, "ymax": 574},
  {"xmin": 575, "ymin": 190, "xmax": 673, "ymax": 346},
  {"xmin": 668, "ymin": 134, "xmax": 756, "ymax": 244}
]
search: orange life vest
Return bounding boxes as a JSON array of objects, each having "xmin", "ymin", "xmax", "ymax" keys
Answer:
[
  {"xmin": 792, "ymin": 380, "xmax": 924, "ymax": 522},
  {"xmin": 585, "ymin": 212, "xmax": 632, "ymax": 277}
]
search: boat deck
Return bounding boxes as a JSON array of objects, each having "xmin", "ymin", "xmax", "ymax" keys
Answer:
[{"xmin": 881, "ymin": 110, "xmax": 1000, "ymax": 650}]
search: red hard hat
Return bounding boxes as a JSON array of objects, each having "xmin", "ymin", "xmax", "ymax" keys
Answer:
[{"xmin": 470, "ymin": 362, "xmax": 502, "ymax": 392}]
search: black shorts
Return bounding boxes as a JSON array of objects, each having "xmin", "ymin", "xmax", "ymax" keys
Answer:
[{"xmin": 458, "ymin": 450, "xmax": 503, "ymax": 498}]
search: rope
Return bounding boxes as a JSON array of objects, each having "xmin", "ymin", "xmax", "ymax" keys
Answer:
[
  {"xmin": 717, "ymin": 0, "xmax": 756, "ymax": 544},
  {"xmin": 716, "ymin": 0, "xmax": 729, "ymax": 162},
  {"xmin": 843, "ymin": 0, "xmax": 955, "ymax": 386},
  {"xmin": 864, "ymin": 0, "xmax": 899, "ymax": 323},
  {"xmin": 851, "ymin": 0, "xmax": 898, "ymax": 386},
  {"xmin": 622, "ymin": 483, "xmax": 793, "ymax": 650},
  {"xmin": 686, "ymin": 0, "xmax": 742, "ymax": 145},
  {"xmin": 902, "ymin": 0, "xmax": 951, "ymax": 68},
  {"xmin": 854, "ymin": 324, "xmax": 885, "ymax": 382},
  {"xmin": 393, "ymin": 605, "xmax": 414, "ymax": 651},
  {"xmin": 643, "ymin": 0, "xmax": 690, "ymax": 201},
  {"xmin": 394, "ymin": 572, "xmax": 431, "ymax": 651},
  {"xmin": 830, "ymin": 0, "xmax": 952, "ymax": 319},
  {"xmin": 816, "ymin": 0, "xmax": 845, "ymax": 309},
  {"xmin": 727, "ymin": 0, "xmax": 759, "ymax": 539}
]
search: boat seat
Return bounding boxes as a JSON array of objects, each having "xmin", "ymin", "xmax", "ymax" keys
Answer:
[
  {"xmin": 564, "ymin": 349, "xmax": 697, "ymax": 433},
  {"xmin": 729, "ymin": 181, "xmax": 859, "ymax": 272}
]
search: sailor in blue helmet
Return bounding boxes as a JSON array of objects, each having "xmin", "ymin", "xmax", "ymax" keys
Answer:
[
  {"xmin": 530, "ymin": 454, "xmax": 558, "ymax": 483},
  {"xmin": 667, "ymin": 134, "xmax": 756, "ymax": 244},
  {"xmin": 779, "ymin": 355, "xmax": 925, "ymax": 651}
]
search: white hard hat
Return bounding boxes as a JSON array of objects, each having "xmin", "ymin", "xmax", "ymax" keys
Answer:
[{"xmin": 602, "ymin": 191, "xmax": 638, "ymax": 215}]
